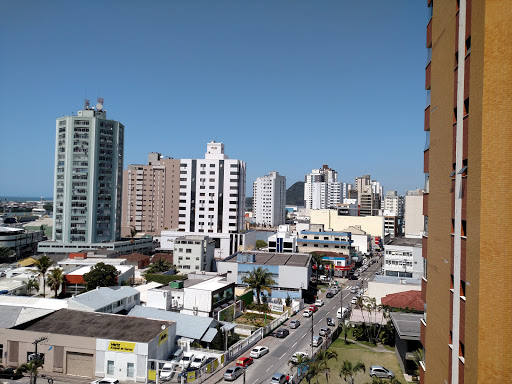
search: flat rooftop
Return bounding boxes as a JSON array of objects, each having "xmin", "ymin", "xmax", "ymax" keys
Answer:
[
  {"xmin": 385, "ymin": 237, "xmax": 422, "ymax": 247},
  {"xmin": 186, "ymin": 277, "xmax": 232, "ymax": 291},
  {"xmin": 17, "ymin": 309, "xmax": 174, "ymax": 343},
  {"xmin": 390, "ymin": 312, "xmax": 422, "ymax": 340},
  {"xmin": 66, "ymin": 265, "xmax": 132, "ymax": 276},
  {"xmin": 225, "ymin": 252, "xmax": 311, "ymax": 267}
]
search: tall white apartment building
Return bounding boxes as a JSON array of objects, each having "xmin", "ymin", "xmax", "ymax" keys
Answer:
[
  {"xmin": 53, "ymin": 99, "xmax": 123, "ymax": 243},
  {"xmin": 253, "ymin": 171, "xmax": 286, "ymax": 227},
  {"xmin": 342, "ymin": 183, "xmax": 353, "ymax": 200},
  {"xmin": 383, "ymin": 191, "xmax": 400, "ymax": 215},
  {"xmin": 304, "ymin": 165, "xmax": 341, "ymax": 210},
  {"xmin": 177, "ymin": 141, "xmax": 246, "ymax": 234}
]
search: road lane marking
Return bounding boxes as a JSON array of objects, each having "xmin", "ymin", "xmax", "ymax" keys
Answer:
[
  {"xmin": 253, "ymin": 381, "xmax": 258, "ymax": 384},
  {"xmin": 326, "ymin": 311, "xmax": 330, "ymax": 315},
  {"xmin": 291, "ymin": 341, "xmax": 298, "ymax": 348},
  {"xmin": 266, "ymin": 365, "xmax": 274, "ymax": 372},
  {"xmin": 280, "ymin": 352, "xmax": 286, "ymax": 359}
]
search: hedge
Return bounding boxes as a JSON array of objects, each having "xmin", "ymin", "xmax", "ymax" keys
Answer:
[{"xmin": 145, "ymin": 274, "xmax": 188, "ymax": 284}]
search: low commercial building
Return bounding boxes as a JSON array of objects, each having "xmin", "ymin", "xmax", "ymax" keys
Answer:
[
  {"xmin": 366, "ymin": 276, "xmax": 422, "ymax": 305},
  {"xmin": 342, "ymin": 226, "xmax": 372, "ymax": 255},
  {"xmin": 217, "ymin": 252, "xmax": 312, "ymax": 300},
  {"xmin": 319, "ymin": 251, "xmax": 355, "ymax": 278},
  {"xmin": 267, "ymin": 225, "xmax": 297, "ymax": 253},
  {"xmin": 309, "ymin": 210, "xmax": 385, "ymax": 239},
  {"xmin": 116, "ymin": 253, "xmax": 151, "ymax": 269},
  {"xmin": 390, "ymin": 312, "xmax": 423, "ymax": 375},
  {"xmin": 0, "ymin": 226, "xmax": 44, "ymax": 259},
  {"xmin": 383, "ymin": 237, "xmax": 423, "ymax": 279},
  {"xmin": 64, "ymin": 265, "xmax": 134, "ymax": 295},
  {"xmin": 297, "ymin": 230, "xmax": 354, "ymax": 256},
  {"xmin": 174, "ymin": 235, "xmax": 215, "ymax": 274},
  {"xmin": 67, "ymin": 286, "xmax": 140, "ymax": 314},
  {"xmin": 181, "ymin": 276, "xmax": 235, "ymax": 318},
  {"xmin": 37, "ymin": 237, "xmax": 154, "ymax": 256},
  {"xmin": 0, "ymin": 309, "xmax": 176, "ymax": 383}
]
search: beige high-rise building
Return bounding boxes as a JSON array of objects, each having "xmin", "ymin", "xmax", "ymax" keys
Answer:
[{"xmin": 121, "ymin": 153, "xmax": 180, "ymax": 237}]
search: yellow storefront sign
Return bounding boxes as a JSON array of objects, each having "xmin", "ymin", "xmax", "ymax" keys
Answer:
[
  {"xmin": 158, "ymin": 328, "xmax": 169, "ymax": 346},
  {"xmin": 108, "ymin": 340, "xmax": 135, "ymax": 353},
  {"xmin": 148, "ymin": 370, "xmax": 156, "ymax": 381},
  {"xmin": 187, "ymin": 370, "xmax": 196, "ymax": 382}
]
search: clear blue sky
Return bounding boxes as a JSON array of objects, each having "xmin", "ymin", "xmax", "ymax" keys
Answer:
[{"xmin": 0, "ymin": 0, "xmax": 427, "ymax": 198}]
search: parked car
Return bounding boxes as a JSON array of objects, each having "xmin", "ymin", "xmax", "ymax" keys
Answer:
[
  {"xmin": 349, "ymin": 275, "xmax": 358, "ymax": 280},
  {"xmin": 190, "ymin": 354, "xmax": 207, "ymax": 369},
  {"xmin": 369, "ymin": 366, "xmax": 395, "ymax": 379},
  {"xmin": 250, "ymin": 346, "xmax": 269, "ymax": 358},
  {"xmin": 350, "ymin": 286, "xmax": 358, "ymax": 294},
  {"xmin": 91, "ymin": 379, "xmax": 119, "ymax": 384},
  {"xmin": 160, "ymin": 362, "xmax": 175, "ymax": 381},
  {"xmin": 236, "ymin": 357, "xmax": 254, "ymax": 367},
  {"xmin": 303, "ymin": 309, "xmax": 313, "ymax": 317},
  {"xmin": 310, "ymin": 336, "xmax": 323, "ymax": 347},
  {"xmin": 270, "ymin": 373, "xmax": 287, "ymax": 384},
  {"xmin": 224, "ymin": 366, "xmax": 244, "ymax": 381},
  {"xmin": 326, "ymin": 317, "xmax": 336, "ymax": 326},
  {"xmin": 289, "ymin": 352, "xmax": 309, "ymax": 364},
  {"xmin": 0, "ymin": 368, "xmax": 23, "ymax": 380},
  {"xmin": 319, "ymin": 327, "xmax": 331, "ymax": 337},
  {"xmin": 337, "ymin": 306, "xmax": 351, "ymax": 319},
  {"xmin": 309, "ymin": 305, "xmax": 318, "ymax": 313},
  {"xmin": 319, "ymin": 275, "xmax": 328, "ymax": 282},
  {"xmin": 326, "ymin": 291, "xmax": 334, "ymax": 298},
  {"xmin": 351, "ymin": 297, "xmax": 358, "ymax": 305},
  {"xmin": 314, "ymin": 299, "xmax": 324, "ymax": 307},
  {"xmin": 289, "ymin": 319, "xmax": 301, "ymax": 329},
  {"xmin": 275, "ymin": 328, "xmax": 289, "ymax": 338},
  {"xmin": 179, "ymin": 352, "xmax": 195, "ymax": 369}
]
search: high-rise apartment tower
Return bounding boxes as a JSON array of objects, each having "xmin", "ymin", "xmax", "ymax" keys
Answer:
[
  {"xmin": 253, "ymin": 171, "xmax": 286, "ymax": 227},
  {"xmin": 421, "ymin": 1, "xmax": 512, "ymax": 383},
  {"xmin": 304, "ymin": 165, "xmax": 341, "ymax": 209},
  {"xmin": 53, "ymin": 99, "xmax": 123, "ymax": 243}
]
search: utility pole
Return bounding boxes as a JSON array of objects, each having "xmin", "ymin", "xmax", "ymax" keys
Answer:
[
  {"xmin": 32, "ymin": 336, "xmax": 48, "ymax": 384},
  {"xmin": 243, "ymin": 366, "xmax": 246, "ymax": 384},
  {"xmin": 311, "ymin": 310, "xmax": 314, "ymax": 358}
]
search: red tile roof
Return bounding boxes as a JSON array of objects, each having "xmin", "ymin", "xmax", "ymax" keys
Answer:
[
  {"xmin": 118, "ymin": 252, "xmax": 151, "ymax": 261},
  {"xmin": 151, "ymin": 253, "xmax": 173, "ymax": 264},
  {"xmin": 381, "ymin": 290, "xmax": 424, "ymax": 312}
]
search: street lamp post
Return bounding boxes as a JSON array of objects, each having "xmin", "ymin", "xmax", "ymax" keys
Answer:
[
  {"xmin": 32, "ymin": 336, "xmax": 48, "ymax": 384},
  {"xmin": 311, "ymin": 310, "xmax": 314, "ymax": 358}
]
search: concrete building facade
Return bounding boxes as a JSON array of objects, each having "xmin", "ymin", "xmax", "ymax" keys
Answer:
[
  {"xmin": 173, "ymin": 235, "xmax": 215, "ymax": 274},
  {"xmin": 404, "ymin": 190, "xmax": 424, "ymax": 238},
  {"xmin": 253, "ymin": 171, "xmax": 286, "ymax": 227},
  {"xmin": 383, "ymin": 237, "xmax": 423, "ymax": 279},
  {"xmin": 304, "ymin": 165, "xmax": 341, "ymax": 210}
]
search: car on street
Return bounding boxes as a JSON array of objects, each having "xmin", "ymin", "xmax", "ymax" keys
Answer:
[
  {"xmin": 250, "ymin": 346, "xmax": 269, "ymax": 358},
  {"xmin": 319, "ymin": 275, "xmax": 328, "ymax": 282},
  {"xmin": 236, "ymin": 357, "xmax": 254, "ymax": 367},
  {"xmin": 326, "ymin": 317, "xmax": 336, "ymax": 326},
  {"xmin": 91, "ymin": 379, "xmax": 119, "ymax": 384},
  {"xmin": 319, "ymin": 327, "xmax": 331, "ymax": 337},
  {"xmin": 314, "ymin": 299, "xmax": 324, "ymax": 307},
  {"xmin": 224, "ymin": 366, "xmax": 244, "ymax": 381},
  {"xmin": 179, "ymin": 352, "xmax": 195, "ymax": 369},
  {"xmin": 303, "ymin": 309, "xmax": 313, "ymax": 317},
  {"xmin": 337, "ymin": 306, "xmax": 350, "ymax": 319},
  {"xmin": 289, "ymin": 352, "xmax": 309, "ymax": 363},
  {"xmin": 351, "ymin": 297, "xmax": 358, "ymax": 305},
  {"xmin": 326, "ymin": 291, "xmax": 334, "ymax": 298},
  {"xmin": 289, "ymin": 319, "xmax": 301, "ymax": 329},
  {"xmin": 190, "ymin": 354, "xmax": 207, "ymax": 369},
  {"xmin": 275, "ymin": 328, "xmax": 289, "ymax": 338},
  {"xmin": 309, "ymin": 305, "xmax": 318, "ymax": 312},
  {"xmin": 310, "ymin": 336, "xmax": 324, "ymax": 347},
  {"xmin": 350, "ymin": 286, "xmax": 358, "ymax": 294},
  {"xmin": 270, "ymin": 373, "xmax": 287, "ymax": 384},
  {"xmin": 0, "ymin": 368, "xmax": 23, "ymax": 380},
  {"xmin": 349, "ymin": 275, "xmax": 358, "ymax": 280},
  {"xmin": 369, "ymin": 366, "xmax": 395, "ymax": 379}
]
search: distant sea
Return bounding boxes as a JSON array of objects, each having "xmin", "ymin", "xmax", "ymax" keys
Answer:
[{"xmin": 0, "ymin": 196, "xmax": 53, "ymax": 202}]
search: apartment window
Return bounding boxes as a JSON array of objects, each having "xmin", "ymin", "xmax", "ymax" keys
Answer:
[
  {"xmin": 461, "ymin": 220, "xmax": 467, "ymax": 237},
  {"xmin": 107, "ymin": 361, "xmax": 115, "ymax": 375},
  {"xmin": 127, "ymin": 363, "xmax": 135, "ymax": 377},
  {"xmin": 210, "ymin": 164, "xmax": 215, "ymax": 167},
  {"xmin": 459, "ymin": 341, "xmax": 465, "ymax": 359},
  {"xmin": 209, "ymin": 186, "xmax": 215, "ymax": 189},
  {"xmin": 209, "ymin": 178, "xmax": 215, "ymax": 182},
  {"xmin": 186, "ymin": 249, "xmax": 192, "ymax": 253},
  {"xmin": 210, "ymin": 171, "xmax": 215, "ymax": 175},
  {"xmin": 460, "ymin": 280, "xmax": 466, "ymax": 297},
  {"xmin": 465, "ymin": 36, "xmax": 471, "ymax": 56},
  {"xmin": 464, "ymin": 98, "xmax": 469, "ymax": 116}
]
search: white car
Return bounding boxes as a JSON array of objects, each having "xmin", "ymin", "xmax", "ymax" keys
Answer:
[
  {"xmin": 303, "ymin": 309, "xmax": 313, "ymax": 317},
  {"xmin": 314, "ymin": 299, "xmax": 324, "ymax": 307},
  {"xmin": 179, "ymin": 352, "xmax": 195, "ymax": 369},
  {"xmin": 160, "ymin": 362, "xmax": 175, "ymax": 381},
  {"xmin": 289, "ymin": 352, "xmax": 309, "ymax": 363},
  {"xmin": 250, "ymin": 346, "xmax": 269, "ymax": 358},
  {"xmin": 190, "ymin": 354, "xmax": 207, "ymax": 369},
  {"xmin": 336, "ymin": 307, "xmax": 350, "ymax": 319},
  {"xmin": 91, "ymin": 379, "xmax": 119, "ymax": 384},
  {"xmin": 351, "ymin": 297, "xmax": 358, "ymax": 305}
]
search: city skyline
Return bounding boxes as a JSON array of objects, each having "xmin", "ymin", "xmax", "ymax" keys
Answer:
[{"xmin": 0, "ymin": 1, "xmax": 427, "ymax": 197}]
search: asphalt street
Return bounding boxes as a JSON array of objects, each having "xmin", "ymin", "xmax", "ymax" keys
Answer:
[{"xmin": 204, "ymin": 257, "xmax": 382, "ymax": 384}]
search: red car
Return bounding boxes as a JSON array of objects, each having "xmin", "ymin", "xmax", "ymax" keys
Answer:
[
  {"xmin": 236, "ymin": 357, "xmax": 254, "ymax": 367},
  {"xmin": 309, "ymin": 305, "xmax": 318, "ymax": 313}
]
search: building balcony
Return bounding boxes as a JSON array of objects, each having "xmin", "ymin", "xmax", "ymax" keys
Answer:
[{"xmin": 426, "ymin": 18, "xmax": 432, "ymax": 48}]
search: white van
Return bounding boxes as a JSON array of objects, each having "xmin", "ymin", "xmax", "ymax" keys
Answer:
[{"xmin": 336, "ymin": 307, "xmax": 350, "ymax": 320}]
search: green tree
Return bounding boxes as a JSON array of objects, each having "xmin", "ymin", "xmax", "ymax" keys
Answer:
[
  {"xmin": 311, "ymin": 252, "xmax": 324, "ymax": 281},
  {"xmin": 255, "ymin": 240, "xmax": 268, "ymax": 249},
  {"xmin": 339, "ymin": 360, "xmax": 365, "ymax": 384},
  {"xmin": 23, "ymin": 279, "xmax": 39, "ymax": 296},
  {"xmin": 32, "ymin": 255, "xmax": 53, "ymax": 297},
  {"xmin": 285, "ymin": 294, "xmax": 292, "ymax": 307},
  {"xmin": 16, "ymin": 359, "xmax": 43, "ymax": 384},
  {"xmin": 366, "ymin": 377, "xmax": 402, "ymax": 384},
  {"xmin": 288, "ymin": 354, "xmax": 310, "ymax": 379},
  {"xmin": 241, "ymin": 267, "xmax": 276, "ymax": 305},
  {"xmin": 83, "ymin": 262, "xmax": 120, "ymax": 290},
  {"xmin": 316, "ymin": 350, "xmax": 338, "ymax": 383},
  {"xmin": 129, "ymin": 226, "xmax": 137, "ymax": 243},
  {"xmin": 0, "ymin": 246, "xmax": 14, "ymax": 263},
  {"xmin": 411, "ymin": 348, "xmax": 424, "ymax": 378},
  {"xmin": 47, "ymin": 268, "xmax": 65, "ymax": 298},
  {"xmin": 146, "ymin": 258, "xmax": 172, "ymax": 274},
  {"xmin": 305, "ymin": 360, "xmax": 321, "ymax": 384}
]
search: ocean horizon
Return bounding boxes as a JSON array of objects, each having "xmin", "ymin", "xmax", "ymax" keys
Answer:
[{"xmin": 0, "ymin": 196, "xmax": 53, "ymax": 202}]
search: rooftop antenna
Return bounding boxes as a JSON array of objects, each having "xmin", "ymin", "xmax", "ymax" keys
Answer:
[
  {"xmin": 96, "ymin": 97, "xmax": 104, "ymax": 111},
  {"xmin": 84, "ymin": 98, "xmax": 90, "ymax": 109}
]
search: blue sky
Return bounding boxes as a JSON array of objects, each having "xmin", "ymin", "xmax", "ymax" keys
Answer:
[{"xmin": 0, "ymin": 0, "xmax": 427, "ymax": 197}]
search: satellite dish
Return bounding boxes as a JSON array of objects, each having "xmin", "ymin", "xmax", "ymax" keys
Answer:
[
  {"xmin": 161, "ymin": 325, "xmax": 166, "ymax": 330},
  {"xmin": 96, "ymin": 103, "xmax": 103, "ymax": 110}
]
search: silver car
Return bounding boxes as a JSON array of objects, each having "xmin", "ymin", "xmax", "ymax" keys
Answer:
[
  {"xmin": 310, "ymin": 336, "xmax": 323, "ymax": 347},
  {"xmin": 369, "ymin": 365, "xmax": 395, "ymax": 379},
  {"xmin": 289, "ymin": 320, "xmax": 300, "ymax": 329},
  {"xmin": 224, "ymin": 366, "xmax": 244, "ymax": 381}
]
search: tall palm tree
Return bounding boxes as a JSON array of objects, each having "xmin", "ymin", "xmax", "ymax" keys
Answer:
[
  {"xmin": 339, "ymin": 321, "xmax": 352, "ymax": 345},
  {"xmin": 16, "ymin": 359, "xmax": 43, "ymax": 384},
  {"xmin": 288, "ymin": 354, "xmax": 310, "ymax": 380},
  {"xmin": 46, "ymin": 268, "xmax": 65, "ymax": 298},
  {"xmin": 339, "ymin": 360, "xmax": 365, "ymax": 384},
  {"xmin": 241, "ymin": 266, "xmax": 277, "ymax": 305},
  {"xmin": 23, "ymin": 279, "xmax": 40, "ymax": 296},
  {"xmin": 305, "ymin": 360, "xmax": 321, "ymax": 384},
  {"xmin": 316, "ymin": 350, "xmax": 338, "ymax": 383},
  {"xmin": 32, "ymin": 255, "xmax": 53, "ymax": 297}
]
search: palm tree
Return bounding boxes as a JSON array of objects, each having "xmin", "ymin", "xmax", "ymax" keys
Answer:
[
  {"xmin": 411, "ymin": 348, "xmax": 424, "ymax": 378},
  {"xmin": 339, "ymin": 321, "xmax": 352, "ymax": 345},
  {"xmin": 339, "ymin": 360, "xmax": 365, "ymax": 384},
  {"xmin": 23, "ymin": 279, "xmax": 40, "ymax": 296},
  {"xmin": 288, "ymin": 354, "xmax": 310, "ymax": 380},
  {"xmin": 311, "ymin": 252, "xmax": 324, "ymax": 281},
  {"xmin": 46, "ymin": 268, "xmax": 65, "ymax": 298},
  {"xmin": 316, "ymin": 350, "xmax": 338, "ymax": 383},
  {"xmin": 241, "ymin": 266, "xmax": 276, "ymax": 305},
  {"xmin": 16, "ymin": 359, "xmax": 43, "ymax": 384},
  {"xmin": 305, "ymin": 359, "xmax": 321, "ymax": 384},
  {"xmin": 146, "ymin": 258, "xmax": 172, "ymax": 274},
  {"xmin": 32, "ymin": 255, "xmax": 53, "ymax": 297}
]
